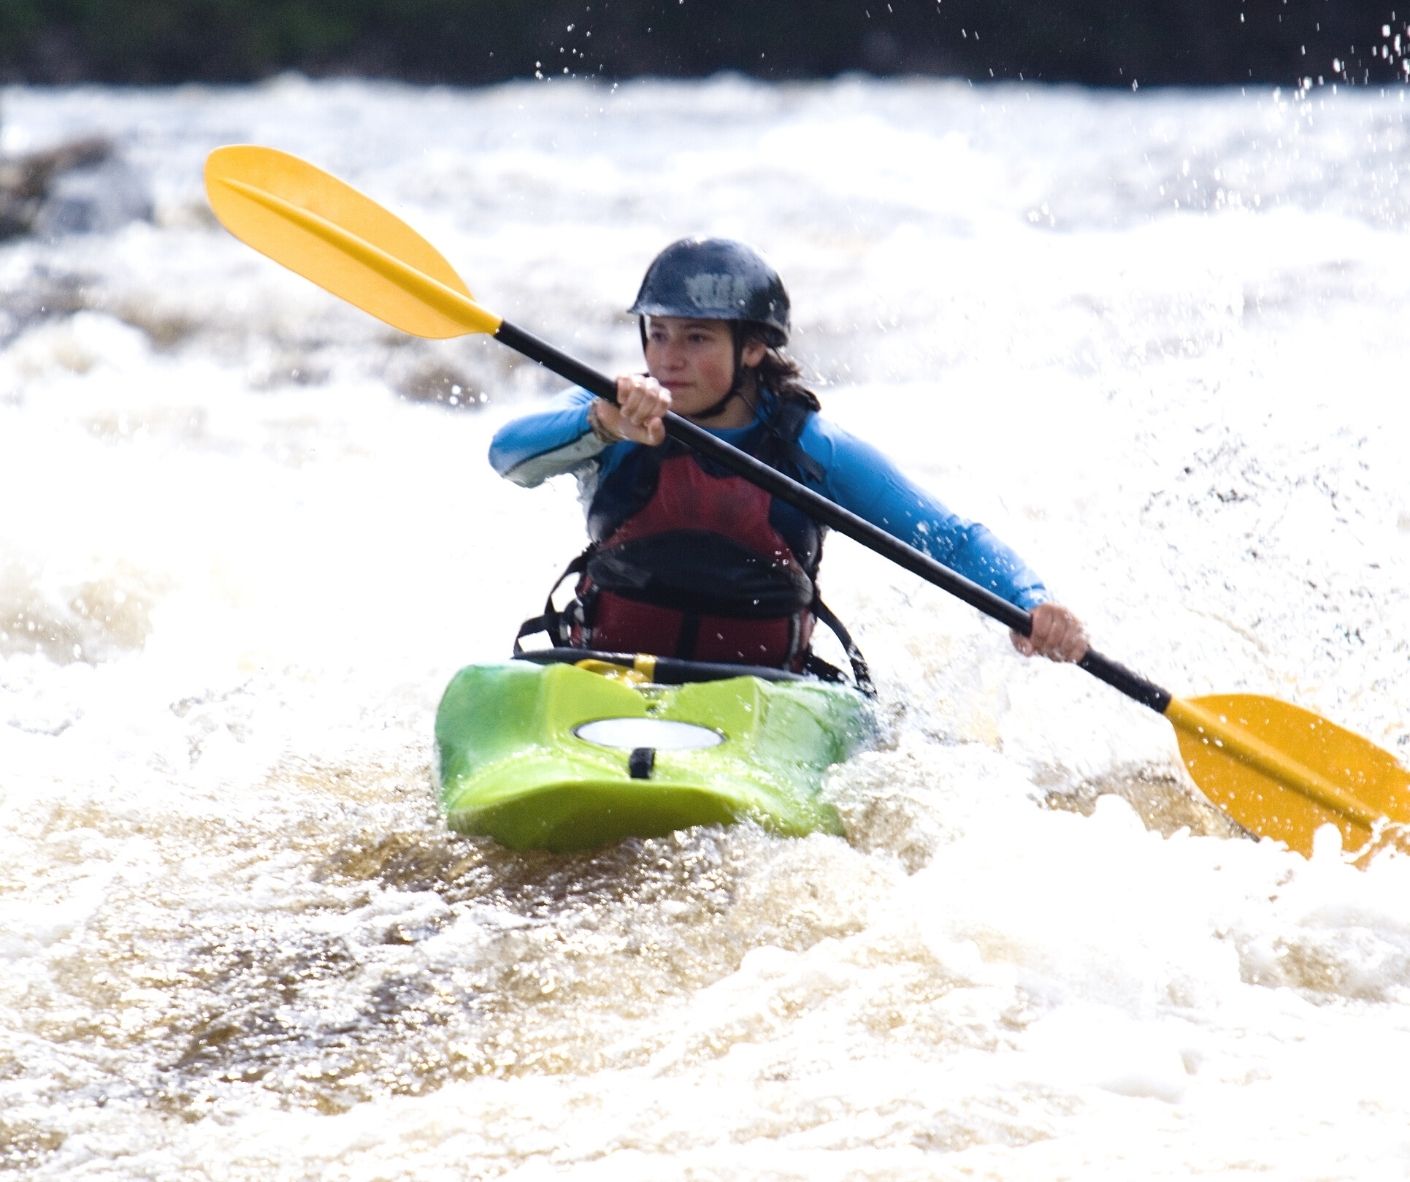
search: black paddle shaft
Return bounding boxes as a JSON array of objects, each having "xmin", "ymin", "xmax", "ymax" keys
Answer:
[{"xmin": 494, "ymin": 319, "xmax": 1173, "ymax": 715}]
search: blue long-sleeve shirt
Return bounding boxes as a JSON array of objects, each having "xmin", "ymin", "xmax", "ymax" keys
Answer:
[{"xmin": 489, "ymin": 387, "xmax": 1050, "ymax": 612}]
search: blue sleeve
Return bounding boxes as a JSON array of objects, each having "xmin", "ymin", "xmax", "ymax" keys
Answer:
[
  {"xmin": 488, "ymin": 388, "xmax": 606, "ymax": 487},
  {"xmin": 801, "ymin": 416, "xmax": 1050, "ymax": 611}
]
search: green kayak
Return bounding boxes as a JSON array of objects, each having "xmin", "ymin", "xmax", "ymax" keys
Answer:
[{"xmin": 435, "ymin": 649, "xmax": 873, "ymax": 852}]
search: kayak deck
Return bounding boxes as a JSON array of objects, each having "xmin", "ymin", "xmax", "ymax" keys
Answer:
[{"xmin": 435, "ymin": 656, "xmax": 872, "ymax": 852}]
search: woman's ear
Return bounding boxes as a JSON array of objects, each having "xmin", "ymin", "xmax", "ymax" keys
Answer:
[{"xmin": 741, "ymin": 338, "xmax": 769, "ymax": 368}]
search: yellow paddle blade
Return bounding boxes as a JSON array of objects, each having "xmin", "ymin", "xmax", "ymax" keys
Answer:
[
  {"xmin": 204, "ymin": 145, "xmax": 500, "ymax": 339},
  {"xmin": 1168, "ymin": 693, "xmax": 1410, "ymax": 858}
]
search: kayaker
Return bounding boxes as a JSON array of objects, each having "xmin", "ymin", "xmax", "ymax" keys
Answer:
[{"xmin": 490, "ymin": 237, "xmax": 1088, "ymax": 682}]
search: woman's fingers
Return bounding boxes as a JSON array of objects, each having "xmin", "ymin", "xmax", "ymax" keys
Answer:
[
  {"xmin": 613, "ymin": 374, "xmax": 672, "ymax": 442},
  {"xmin": 1011, "ymin": 602, "xmax": 1089, "ymax": 663}
]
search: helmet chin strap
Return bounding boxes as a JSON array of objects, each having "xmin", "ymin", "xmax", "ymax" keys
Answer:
[{"xmin": 688, "ymin": 322, "xmax": 749, "ymax": 421}]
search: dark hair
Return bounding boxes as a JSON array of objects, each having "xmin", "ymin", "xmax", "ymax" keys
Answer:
[{"xmin": 745, "ymin": 327, "xmax": 821, "ymax": 412}]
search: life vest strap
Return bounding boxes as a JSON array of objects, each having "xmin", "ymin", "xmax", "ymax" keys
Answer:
[
  {"xmin": 513, "ymin": 548, "xmax": 591, "ymax": 654},
  {"xmin": 514, "ymin": 548, "xmax": 873, "ymax": 696}
]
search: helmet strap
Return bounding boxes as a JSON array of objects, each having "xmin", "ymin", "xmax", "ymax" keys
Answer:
[{"xmin": 690, "ymin": 321, "xmax": 748, "ymax": 420}]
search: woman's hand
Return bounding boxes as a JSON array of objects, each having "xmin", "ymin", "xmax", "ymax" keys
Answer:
[
  {"xmin": 592, "ymin": 375, "xmax": 671, "ymax": 446},
  {"xmin": 1011, "ymin": 602, "xmax": 1089, "ymax": 663}
]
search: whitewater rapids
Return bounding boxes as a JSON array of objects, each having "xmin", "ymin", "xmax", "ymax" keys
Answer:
[{"xmin": 2, "ymin": 74, "xmax": 1409, "ymax": 1179}]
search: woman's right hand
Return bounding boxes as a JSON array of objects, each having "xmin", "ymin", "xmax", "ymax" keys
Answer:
[{"xmin": 594, "ymin": 374, "xmax": 671, "ymax": 446}]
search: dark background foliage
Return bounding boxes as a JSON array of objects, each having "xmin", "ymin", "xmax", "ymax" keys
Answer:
[{"xmin": 1, "ymin": 0, "xmax": 1407, "ymax": 88}]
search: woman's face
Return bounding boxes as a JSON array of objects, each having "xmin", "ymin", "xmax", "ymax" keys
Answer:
[{"xmin": 643, "ymin": 316, "xmax": 766, "ymax": 416}]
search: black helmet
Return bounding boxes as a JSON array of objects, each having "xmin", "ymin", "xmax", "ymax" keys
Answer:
[{"xmin": 629, "ymin": 237, "xmax": 790, "ymax": 347}]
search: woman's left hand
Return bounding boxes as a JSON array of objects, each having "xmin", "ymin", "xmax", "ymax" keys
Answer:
[{"xmin": 1011, "ymin": 602, "xmax": 1089, "ymax": 663}]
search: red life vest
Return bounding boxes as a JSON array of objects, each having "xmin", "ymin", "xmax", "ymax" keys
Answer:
[
  {"xmin": 574, "ymin": 448, "xmax": 820, "ymax": 667},
  {"xmin": 522, "ymin": 398, "xmax": 850, "ymax": 672}
]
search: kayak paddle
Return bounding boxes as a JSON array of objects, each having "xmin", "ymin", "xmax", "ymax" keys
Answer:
[{"xmin": 203, "ymin": 144, "xmax": 1410, "ymax": 860}]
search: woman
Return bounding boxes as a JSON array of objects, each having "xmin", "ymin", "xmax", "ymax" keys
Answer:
[{"xmin": 490, "ymin": 237, "xmax": 1087, "ymax": 681}]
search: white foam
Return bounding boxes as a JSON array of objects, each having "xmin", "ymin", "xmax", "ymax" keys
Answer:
[{"xmin": 2, "ymin": 76, "xmax": 1408, "ymax": 1180}]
